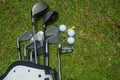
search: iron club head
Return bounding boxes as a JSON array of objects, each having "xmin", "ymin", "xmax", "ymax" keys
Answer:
[
  {"xmin": 46, "ymin": 26, "xmax": 59, "ymax": 37},
  {"xmin": 18, "ymin": 31, "xmax": 32, "ymax": 42},
  {"xmin": 47, "ymin": 34, "xmax": 61, "ymax": 44}
]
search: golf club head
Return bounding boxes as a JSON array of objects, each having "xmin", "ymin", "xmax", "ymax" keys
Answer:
[
  {"xmin": 47, "ymin": 34, "xmax": 60, "ymax": 44},
  {"xmin": 31, "ymin": 2, "xmax": 49, "ymax": 17},
  {"xmin": 30, "ymin": 31, "xmax": 44, "ymax": 43},
  {"xmin": 43, "ymin": 11, "xmax": 58, "ymax": 26},
  {"xmin": 27, "ymin": 40, "xmax": 43, "ymax": 56},
  {"xmin": 46, "ymin": 26, "xmax": 59, "ymax": 37},
  {"xmin": 18, "ymin": 31, "xmax": 32, "ymax": 41},
  {"xmin": 30, "ymin": 26, "xmax": 59, "ymax": 43},
  {"xmin": 26, "ymin": 40, "xmax": 42, "ymax": 50},
  {"xmin": 24, "ymin": 40, "xmax": 43, "ymax": 61},
  {"xmin": 61, "ymin": 46, "xmax": 73, "ymax": 53},
  {"xmin": 33, "ymin": 46, "xmax": 43, "ymax": 56}
]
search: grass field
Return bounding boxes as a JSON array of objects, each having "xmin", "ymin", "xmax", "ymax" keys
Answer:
[{"xmin": 0, "ymin": 0, "xmax": 120, "ymax": 80}]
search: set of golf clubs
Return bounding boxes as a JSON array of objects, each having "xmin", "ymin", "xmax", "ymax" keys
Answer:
[
  {"xmin": 16, "ymin": 2, "xmax": 75, "ymax": 80},
  {"xmin": 17, "ymin": 2, "xmax": 59, "ymax": 65}
]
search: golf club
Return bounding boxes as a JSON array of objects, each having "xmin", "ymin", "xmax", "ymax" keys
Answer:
[
  {"xmin": 28, "ymin": 34, "xmax": 60, "ymax": 63},
  {"xmin": 31, "ymin": 2, "xmax": 49, "ymax": 64},
  {"xmin": 20, "ymin": 26, "xmax": 59, "ymax": 63},
  {"xmin": 29, "ymin": 26, "xmax": 59, "ymax": 63},
  {"xmin": 30, "ymin": 26, "xmax": 59, "ymax": 43},
  {"xmin": 57, "ymin": 38, "xmax": 75, "ymax": 80},
  {"xmin": 45, "ymin": 34, "xmax": 61, "ymax": 66},
  {"xmin": 32, "ymin": 2, "xmax": 49, "ymax": 23},
  {"xmin": 57, "ymin": 45, "xmax": 74, "ymax": 80},
  {"xmin": 0, "ymin": 2, "xmax": 65, "ymax": 80},
  {"xmin": 17, "ymin": 31, "xmax": 32, "ymax": 60},
  {"xmin": 24, "ymin": 40, "xmax": 42, "ymax": 61},
  {"xmin": 29, "ymin": 34, "xmax": 60, "ymax": 63},
  {"xmin": 43, "ymin": 11, "xmax": 58, "ymax": 66}
]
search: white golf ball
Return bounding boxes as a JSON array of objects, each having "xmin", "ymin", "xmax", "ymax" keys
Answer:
[
  {"xmin": 67, "ymin": 37, "xmax": 75, "ymax": 44},
  {"xmin": 68, "ymin": 29, "xmax": 75, "ymax": 37},
  {"xmin": 59, "ymin": 24, "xmax": 66, "ymax": 32}
]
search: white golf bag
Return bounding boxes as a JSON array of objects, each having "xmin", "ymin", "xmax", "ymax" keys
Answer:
[{"xmin": 0, "ymin": 61, "xmax": 57, "ymax": 80}]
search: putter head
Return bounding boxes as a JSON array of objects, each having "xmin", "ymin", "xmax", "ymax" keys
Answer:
[
  {"xmin": 58, "ymin": 44, "xmax": 73, "ymax": 54},
  {"xmin": 61, "ymin": 46, "xmax": 73, "ymax": 54},
  {"xmin": 43, "ymin": 11, "xmax": 58, "ymax": 26},
  {"xmin": 18, "ymin": 31, "xmax": 32, "ymax": 41},
  {"xmin": 47, "ymin": 34, "xmax": 60, "ymax": 44}
]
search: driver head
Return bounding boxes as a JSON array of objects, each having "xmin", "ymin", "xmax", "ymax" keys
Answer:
[
  {"xmin": 43, "ymin": 11, "xmax": 58, "ymax": 26},
  {"xmin": 31, "ymin": 2, "xmax": 49, "ymax": 21}
]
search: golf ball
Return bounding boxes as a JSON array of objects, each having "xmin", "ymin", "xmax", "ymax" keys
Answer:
[
  {"xmin": 59, "ymin": 24, "xmax": 66, "ymax": 32},
  {"xmin": 67, "ymin": 37, "xmax": 75, "ymax": 44},
  {"xmin": 68, "ymin": 29, "xmax": 75, "ymax": 37}
]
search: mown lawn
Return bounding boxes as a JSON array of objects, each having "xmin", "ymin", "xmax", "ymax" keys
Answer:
[{"xmin": 0, "ymin": 0, "xmax": 120, "ymax": 80}]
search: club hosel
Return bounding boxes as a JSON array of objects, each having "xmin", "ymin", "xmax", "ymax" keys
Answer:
[
  {"xmin": 43, "ymin": 24, "xmax": 46, "ymax": 28},
  {"xmin": 17, "ymin": 48, "xmax": 21, "ymax": 59},
  {"xmin": 17, "ymin": 40, "xmax": 21, "ymax": 51},
  {"xmin": 46, "ymin": 52, "xmax": 49, "ymax": 57},
  {"xmin": 17, "ymin": 48, "xmax": 21, "ymax": 60},
  {"xmin": 58, "ymin": 44, "xmax": 62, "ymax": 54},
  {"xmin": 32, "ymin": 16, "xmax": 35, "ymax": 23},
  {"xmin": 17, "ymin": 38, "xmax": 20, "ymax": 47},
  {"xmin": 32, "ymin": 17, "xmax": 35, "ymax": 33},
  {"xmin": 32, "ymin": 22, "xmax": 35, "ymax": 27},
  {"xmin": 17, "ymin": 47, "xmax": 20, "ymax": 52},
  {"xmin": 17, "ymin": 41, "xmax": 22, "ymax": 60}
]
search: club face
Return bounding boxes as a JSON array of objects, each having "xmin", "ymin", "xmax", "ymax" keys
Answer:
[
  {"xmin": 43, "ymin": 11, "xmax": 58, "ymax": 26},
  {"xmin": 47, "ymin": 34, "xmax": 60, "ymax": 43},
  {"xmin": 46, "ymin": 26, "xmax": 59, "ymax": 36},
  {"xmin": 19, "ymin": 31, "xmax": 32, "ymax": 41},
  {"xmin": 32, "ymin": 2, "xmax": 49, "ymax": 17}
]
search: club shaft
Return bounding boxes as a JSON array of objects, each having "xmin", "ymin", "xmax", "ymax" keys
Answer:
[
  {"xmin": 30, "ymin": 51, "xmax": 33, "ymax": 62},
  {"xmin": 17, "ymin": 48, "xmax": 22, "ymax": 60},
  {"xmin": 58, "ymin": 44, "xmax": 62, "ymax": 80},
  {"xmin": 45, "ymin": 41, "xmax": 49, "ymax": 66},
  {"xmin": 17, "ymin": 39, "xmax": 22, "ymax": 60},
  {"xmin": 58, "ymin": 53, "xmax": 61, "ymax": 80},
  {"xmin": 32, "ymin": 17, "xmax": 38, "ymax": 64},
  {"xmin": 43, "ymin": 24, "xmax": 49, "ymax": 66},
  {"xmin": 24, "ymin": 45, "xmax": 27, "ymax": 60}
]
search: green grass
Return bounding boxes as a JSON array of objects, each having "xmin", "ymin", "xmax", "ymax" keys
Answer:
[{"xmin": 0, "ymin": 0, "xmax": 120, "ymax": 80}]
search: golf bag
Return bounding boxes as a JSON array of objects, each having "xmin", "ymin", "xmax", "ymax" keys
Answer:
[{"xmin": 0, "ymin": 61, "xmax": 57, "ymax": 80}]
